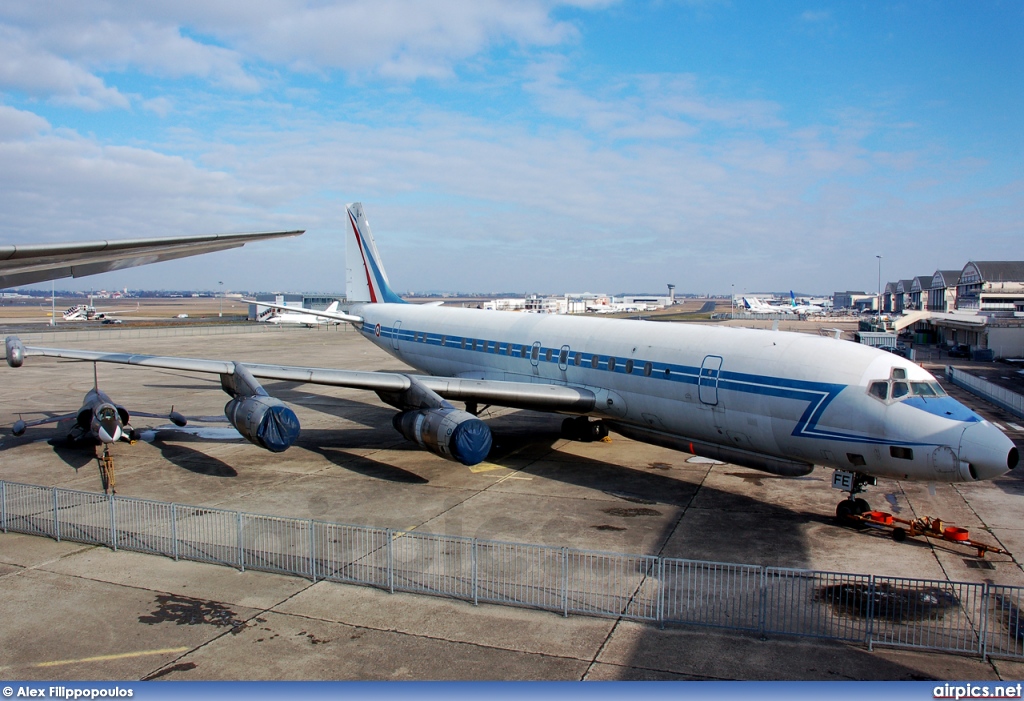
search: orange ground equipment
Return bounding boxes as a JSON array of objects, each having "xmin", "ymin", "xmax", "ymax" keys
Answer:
[{"xmin": 854, "ymin": 510, "xmax": 1009, "ymax": 558}]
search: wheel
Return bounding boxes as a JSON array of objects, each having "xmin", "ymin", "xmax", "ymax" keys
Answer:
[
  {"xmin": 853, "ymin": 498, "xmax": 870, "ymax": 515},
  {"xmin": 561, "ymin": 417, "xmax": 580, "ymax": 439},
  {"xmin": 836, "ymin": 500, "xmax": 855, "ymax": 523},
  {"xmin": 891, "ymin": 527, "xmax": 907, "ymax": 543},
  {"xmin": 589, "ymin": 421, "xmax": 609, "ymax": 441}
]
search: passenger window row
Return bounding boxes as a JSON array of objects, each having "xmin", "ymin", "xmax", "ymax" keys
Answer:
[{"xmin": 399, "ymin": 328, "xmax": 669, "ymax": 376}]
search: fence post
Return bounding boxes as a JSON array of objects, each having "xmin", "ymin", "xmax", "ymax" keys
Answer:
[
  {"xmin": 758, "ymin": 567, "xmax": 767, "ymax": 639},
  {"xmin": 387, "ymin": 529, "xmax": 394, "ymax": 594},
  {"xmin": 562, "ymin": 547, "xmax": 569, "ymax": 618},
  {"xmin": 657, "ymin": 557, "xmax": 665, "ymax": 629},
  {"xmin": 979, "ymin": 583, "xmax": 990, "ymax": 660},
  {"xmin": 866, "ymin": 574, "xmax": 875, "ymax": 651},
  {"xmin": 237, "ymin": 512, "xmax": 245, "ymax": 572},
  {"xmin": 53, "ymin": 488, "xmax": 60, "ymax": 542},
  {"xmin": 109, "ymin": 494, "xmax": 117, "ymax": 551},
  {"xmin": 1, "ymin": 481, "xmax": 6, "ymax": 533},
  {"xmin": 309, "ymin": 519, "xmax": 316, "ymax": 583},
  {"xmin": 171, "ymin": 503, "xmax": 178, "ymax": 561},
  {"xmin": 472, "ymin": 539, "xmax": 479, "ymax": 606}
]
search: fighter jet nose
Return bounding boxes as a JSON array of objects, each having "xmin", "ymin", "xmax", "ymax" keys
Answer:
[
  {"xmin": 959, "ymin": 422, "xmax": 1018, "ymax": 481},
  {"xmin": 97, "ymin": 422, "xmax": 122, "ymax": 444}
]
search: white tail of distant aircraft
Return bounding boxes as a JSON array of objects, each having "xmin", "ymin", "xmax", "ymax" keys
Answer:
[
  {"xmin": 789, "ymin": 291, "xmax": 825, "ymax": 315},
  {"xmin": 6, "ymin": 203, "xmax": 1018, "ymax": 526}
]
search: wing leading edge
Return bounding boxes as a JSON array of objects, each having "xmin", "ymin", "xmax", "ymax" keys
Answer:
[
  {"xmin": 0, "ymin": 229, "xmax": 304, "ymax": 288},
  {"xmin": 5, "ymin": 341, "xmax": 597, "ymax": 414}
]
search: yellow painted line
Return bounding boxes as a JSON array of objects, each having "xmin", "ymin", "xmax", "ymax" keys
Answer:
[
  {"xmin": 469, "ymin": 461, "xmax": 506, "ymax": 473},
  {"xmin": 36, "ymin": 646, "xmax": 190, "ymax": 668},
  {"xmin": 391, "ymin": 525, "xmax": 418, "ymax": 541}
]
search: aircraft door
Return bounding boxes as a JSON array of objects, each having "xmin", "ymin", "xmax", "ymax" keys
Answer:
[
  {"xmin": 558, "ymin": 345, "xmax": 570, "ymax": 371},
  {"xmin": 391, "ymin": 321, "xmax": 402, "ymax": 351},
  {"xmin": 530, "ymin": 342, "xmax": 541, "ymax": 367},
  {"xmin": 698, "ymin": 355, "xmax": 723, "ymax": 406}
]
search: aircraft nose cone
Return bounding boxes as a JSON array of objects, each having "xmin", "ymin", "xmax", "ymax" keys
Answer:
[
  {"xmin": 959, "ymin": 421, "xmax": 1018, "ymax": 480},
  {"xmin": 96, "ymin": 421, "xmax": 122, "ymax": 444}
]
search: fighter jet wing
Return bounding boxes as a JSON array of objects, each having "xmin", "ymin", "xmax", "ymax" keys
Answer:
[
  {"xmin": 10, "ymin": 412, "xmax": 77, "ymax": 430},
  {"xmin": 0, "ymin": 230, "xmax": 304, "ymax": 288},
  {"xmin": 9, "ymin": 343, "xmax": 597, "ymax": 414}
]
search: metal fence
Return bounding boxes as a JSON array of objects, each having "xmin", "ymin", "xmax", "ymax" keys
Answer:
[
  {"xmin": 2, "ymin": 479, "xmax": 1023, "ymax": 660},
  {"xmin": 13, "ymin": 322, "xmax": 325, "ymax": 345},
  {"xmin": 947, "ymin": 365, "xmax": 1024, "ymax": 420}
]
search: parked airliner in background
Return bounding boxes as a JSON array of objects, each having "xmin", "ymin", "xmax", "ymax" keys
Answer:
[
  {"xmin": 789, "ymin": 291, "xmax": 825, "ymax": 315},
  {"xmin": 741, "ymin": 297, "xmax": 792, "ymax": 314},
  {"xmin": 60, "ymin": 300, "xmax": 139, "ymax": 321},
  {"xmin": 4, "ymin": 203, "xmax": 1017, "ymax": 523},
  {"xmin": 259, "ymin": 300, "xmax": 343, "ymax": 327}
]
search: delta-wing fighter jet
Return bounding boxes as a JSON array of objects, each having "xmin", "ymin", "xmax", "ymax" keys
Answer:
[{"xmin": 4, "ymin": 203, "xmax": 1017, "ymax": 524}]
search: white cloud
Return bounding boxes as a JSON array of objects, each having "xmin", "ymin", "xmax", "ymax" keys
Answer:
[{"xmin": 0, "ymin": 103, "xmax": 50, "ymax": 140}]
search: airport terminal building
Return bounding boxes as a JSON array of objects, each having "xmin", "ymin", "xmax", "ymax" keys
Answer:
[{"xmin": 882, "ymin": 260, "xmax": 1024, "ymax": 359}]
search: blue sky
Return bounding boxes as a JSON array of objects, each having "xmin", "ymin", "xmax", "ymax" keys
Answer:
[{"xmin": 0, "ymin": 1, "xmax": 1020, "ymax": 295}]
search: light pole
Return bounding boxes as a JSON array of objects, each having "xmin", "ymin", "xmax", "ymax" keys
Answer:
[
  {"xmin": 730, "ymin": 284, "xmax": 735, "ymax": 318},
  {"xmin": 876, "ymin": 255, "xmax": 882, "ymax": 315},
  {"xmin": 218, "ymin": 281, "xmax": 224, "ymax": 317}
]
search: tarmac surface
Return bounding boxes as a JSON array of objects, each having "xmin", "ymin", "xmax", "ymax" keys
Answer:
[{"xmin": 1, "ymin": 321, "xmax": 1023, "ymax": 681}]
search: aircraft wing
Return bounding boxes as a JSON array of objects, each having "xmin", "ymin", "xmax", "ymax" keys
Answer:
[
  {"xmin": 10, "ymin": 412, "xmax": 77, "ymax": 430},
  {"xmin": 0, "ymin": 230, "xmax": 304, "ymax": 289},
  {"xmin": 242, "ymin": 299, "xmax": 363, "ymax": 324},
  {"xmin": 9, "ymin": 344, "xmax": 597, "ymax": 414}
]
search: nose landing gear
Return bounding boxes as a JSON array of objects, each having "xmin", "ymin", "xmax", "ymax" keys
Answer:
[{"xmin": 833, "ymin": 470, "xmax": 876, "ymax": 526}]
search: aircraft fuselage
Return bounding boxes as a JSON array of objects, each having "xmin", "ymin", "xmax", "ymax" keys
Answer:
[{"xmin": 352, "ymin": 302, "xmax": 1017, "ymax": 484}]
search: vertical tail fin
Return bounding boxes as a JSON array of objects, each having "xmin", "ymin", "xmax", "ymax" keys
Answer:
[
  {"xmin": 790, "ymin": 290, "xmax": 796, "ymax": 308},
  {"xmin": 345, "ymin": 203, "xmax": 405, "ymax": 304}
]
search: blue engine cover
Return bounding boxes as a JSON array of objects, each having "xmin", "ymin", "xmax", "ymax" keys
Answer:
[
  {"xmin": 393, "ymin": 408, "xmax": 492, "ymax": 465},
  {"xmin": 225, "ymin": 396, "xmax": 300, "ymax": 453},
  {"xmin": 449, "ymin": 416, "xmax": 492, "ymax": 465}
]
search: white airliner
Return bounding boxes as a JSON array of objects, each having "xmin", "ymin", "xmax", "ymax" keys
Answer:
[
  {"xmin": 788, "ymin": 291, "xmax": 825, "ymax": 315},
  {"xmin": 260, "ymin": 300, "xmax": 342, "ymax": 327},
  {"xmin": 60, "ymin": 301, "xmax": 139, "ymax": 321},
  {"xmin": 4, "ymin": 203, "xmax": 1017, "ymax": 522},
  {"xmin": 741, "ymin": 297, "xmax": 792, "ymax": 314}
]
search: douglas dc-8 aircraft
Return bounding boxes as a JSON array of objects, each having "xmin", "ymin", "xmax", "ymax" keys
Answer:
[{"xmin": 4, "ymin": 204, "xmax": 1018, "ymax": 522}]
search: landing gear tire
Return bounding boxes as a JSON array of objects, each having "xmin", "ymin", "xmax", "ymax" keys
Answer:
[
  {"xmin": 561, "ymin": 417, "xmax": 608, "ymax": 442},
  {"xmin": 836, "ymin": 499, "xmax": 868, "ymax": 529},
  {"xmin": 891, "ymin": 527, "xmax": 907, "ymax": 543}
]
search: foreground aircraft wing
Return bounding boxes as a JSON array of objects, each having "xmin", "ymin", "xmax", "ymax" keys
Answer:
[
  {"xmin": 6, "ymin": 343, "xmax": 596, "ymax": 414},
  {"xmin": 0, "ymin": 230, "xmax": 304, "ymax": 288}
]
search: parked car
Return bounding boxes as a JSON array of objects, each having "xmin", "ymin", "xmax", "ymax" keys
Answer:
[
  {"xmin": 880, "ymin": 345, "xmax": 910, "ymax": 358},
  {"xmin": 101, "ymin": 318, "xmax": 123, "ymax": 324},
  {"xmin": 948, "ymin": 344, "xmax": 971, "ymax": 359}
]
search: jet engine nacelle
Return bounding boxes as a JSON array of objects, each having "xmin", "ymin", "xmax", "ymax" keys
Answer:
[
  {"xmin": 225, "ymin": 395, "xmax": 300, "ymax": 453},
  {"xmin": 392, "ymin": 408, "xmax": 492, "ymax": 466},
  {"xmin": 5, "ymin": 336, "xmax": 25, "ymax": 368}
]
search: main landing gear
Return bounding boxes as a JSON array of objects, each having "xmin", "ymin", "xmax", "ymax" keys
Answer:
[
  {"xmin": 834, "ymin": 471, "xmax": 876, "ymax": 527},
  {"xmin": 561, "ymin": 416, "xmax": 609, "ymax": 442}
]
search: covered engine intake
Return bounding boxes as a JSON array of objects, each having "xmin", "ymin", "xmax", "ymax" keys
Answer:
[
  {"xmin": 221, "ymin": 362, "xmax": 300, "ymax": 452},
  {"xmin": 393, "ymin": 408, "xmax": 492, "ymax": 466}
]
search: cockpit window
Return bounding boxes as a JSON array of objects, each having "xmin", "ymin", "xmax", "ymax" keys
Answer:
[
  {"xmin": 911, "ymin": 382, "xmax": 939, "ymax": 397},
  {"xmin": 891, "ymin": 368, "xmax": 907, "ymax": 380},
  {"xmin": 869, "ymin": 382, "xmax": 889, "ymax": 400},
  {"xmin": 98, "ymin": 406, "xmax": 116, "ymax": 421},
  {"xmin": 891, "ymin": 382, "xmax": 910, "ymax": 399}
]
